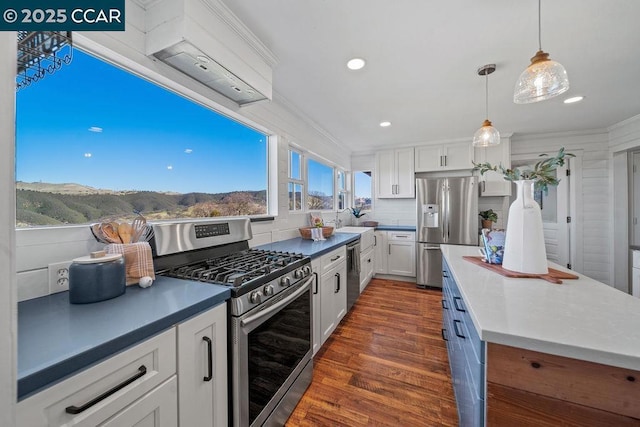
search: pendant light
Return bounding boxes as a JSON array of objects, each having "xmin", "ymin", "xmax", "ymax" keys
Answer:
[
  {"xmin": 473, "ymin": 64, "xmax": 500, "ymax": 148},
  {"xmin": 513, "ymin": 0, "xmax": 569, "ymax": 104}
]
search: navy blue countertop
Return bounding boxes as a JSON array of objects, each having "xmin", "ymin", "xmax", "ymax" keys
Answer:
[
  {"xmin": 257, "ymin": 233, "xmax": 360, "ymax": 258},
  {"xmin": 18, "ymin": 276, "xmax": 230, "ymax": 400},
  {"xmin": 375, "ymin": 225, "xmax": 416, "ymax": 231}
]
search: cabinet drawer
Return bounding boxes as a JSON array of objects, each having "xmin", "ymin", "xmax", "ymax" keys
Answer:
[
  {"xmin": 18, "ymin": 328, "xmax": 177, "ymax": 427},
  {"xmin": 388, "ymin": 231, "xmax": 415, "ymax": 241},
  {"xmin": 321, "ymin": 246, "xmax": 346, "ymax": 274}
]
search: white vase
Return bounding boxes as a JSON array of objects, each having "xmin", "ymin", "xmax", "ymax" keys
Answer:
[{"xmin": 502, "ymin": 180, "xmax": 548, "ymax": 274}]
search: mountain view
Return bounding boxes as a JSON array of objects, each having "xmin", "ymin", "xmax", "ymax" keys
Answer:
[{"xmin": 16, "ymin": 182, "xmax": 267, "ymax": 227}]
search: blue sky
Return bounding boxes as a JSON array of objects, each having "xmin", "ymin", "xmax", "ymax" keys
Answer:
[{"xmin": 16, "ymin": 49, "xmax": 267, "ymax": 194}]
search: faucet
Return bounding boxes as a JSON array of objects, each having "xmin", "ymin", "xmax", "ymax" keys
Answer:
[{"xmin": 335, "ymin": 208, "xmax": 350, "ymax": 229}]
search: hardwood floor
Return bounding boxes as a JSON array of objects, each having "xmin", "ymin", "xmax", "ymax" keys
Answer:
[{"xmin": 286, "ymin": 278, "xmax": 459, "ymax": 426}]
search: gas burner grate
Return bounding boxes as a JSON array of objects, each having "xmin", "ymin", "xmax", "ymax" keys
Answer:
[{"xmin": 159, "ymin": 249, "xmax": 305, "ymax": 287}]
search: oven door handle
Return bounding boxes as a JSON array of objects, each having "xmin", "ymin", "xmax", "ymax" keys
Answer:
[{"xmin": 240, "ymin": 276, "xmax": 313, "ymax": 328}]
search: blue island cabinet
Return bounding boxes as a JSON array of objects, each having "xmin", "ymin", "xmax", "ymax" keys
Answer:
[{"xmin": 442, "ymin": 257, "xmax": 485, "ymax": 426}]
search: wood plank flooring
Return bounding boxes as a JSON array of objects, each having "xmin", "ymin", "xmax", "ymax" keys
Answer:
[{"xmin": 286, "ymin": 278, "xmax": 459, "ymax": 426}]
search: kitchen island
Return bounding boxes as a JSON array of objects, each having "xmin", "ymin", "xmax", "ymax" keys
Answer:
[{"xmin": 442, "ymin": 244, "xmax": 640, "ymax": 426}]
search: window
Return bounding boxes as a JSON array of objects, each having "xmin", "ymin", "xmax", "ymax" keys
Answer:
[
  {"xmin": 307, "ymin": 158, "xmax": 334, "ymax": 210},
  {"xmin": 336, "ymin": 170, "xmax": 347, "ymax": 210},
  {"xmin": 354, "ymin": 171, "xmax": 372, "ymax": 210},
  {"xmin": 16, "ymin": 49, "xmax": 269, "ymax": 227},
  {"xmin": 288, "ymin": 149, "xmax": 303, "ymax": 211}
]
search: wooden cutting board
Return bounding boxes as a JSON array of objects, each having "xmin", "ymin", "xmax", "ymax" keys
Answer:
[{"xmin": 462, "ymin": 256, "xmax": 579, "ymax": 284}]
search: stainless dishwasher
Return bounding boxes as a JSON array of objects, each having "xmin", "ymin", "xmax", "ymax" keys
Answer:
[{"xmin": 346, "ymin": 240, "xmax": 361, "ymax": 311}]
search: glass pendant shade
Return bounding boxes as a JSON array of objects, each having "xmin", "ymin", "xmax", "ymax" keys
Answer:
[
  {"xmin": 513, "ymin": 50, "xmax": 569, "ymax": 104},
  {"xmin": 473, "ymin": 119, "xmax": 501, "ymax": 147}
]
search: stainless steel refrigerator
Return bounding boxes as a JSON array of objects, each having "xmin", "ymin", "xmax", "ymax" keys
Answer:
[{"xmin": 416, "ymin": 176, "xmax": 478, "ymax": 288}]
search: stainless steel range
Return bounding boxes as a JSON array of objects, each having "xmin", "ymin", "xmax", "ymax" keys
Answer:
[{"xmin": 151, "ymin": 219, "xmax": 313, "ymax": 427}]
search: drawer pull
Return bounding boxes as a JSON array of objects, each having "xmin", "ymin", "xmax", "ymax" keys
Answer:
[
  {"xmin": 441, "ymin": 299, "xmax": 449, "ymax": 309},
  {"xmin": 203, "ymin": 336, "xmax": 213, "ymax": 382},
  {"xmin": 531, "ymin": 361, "xmax": 541, "ymax": 369},
  {"xmin": 330, "ymin": 255, "xmax": 341, "ymax": 262},
  {"xmin": 65, "ymin": 365, "xmax": 147, "ymax": 414},
  {"xmin": 453, "ymin": 296, "xmax": 466, "ymax": 312},
  {"xmin": 441, "ymin": 328, "xmax": 448, "ymax": 341},
  {"xmin": 442, "ymin": 271, "xmax": 448, "ymax": 278},
  {"xmin": 453, "ymin": 320, "xmax": 466, "ymax": 339}
]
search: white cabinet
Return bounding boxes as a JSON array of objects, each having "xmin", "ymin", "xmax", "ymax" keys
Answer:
[
  {"xmin": 359, "ymin": 229, "xmax": 375, "ymax": 292},
  {"xmin": 373, "ymin": 231, "xmax": 416, "ymax": 277},
  {"xmin": 360, "ymin": 247, "xmax": 374, "ymax": 292},
  {"xmin": 474, "ymin": 136, "xmax": 511, "ymax": 196},
  {"xmin": 376, "ymin": 148, "xmax": 415, "ymax": 198},
  {"xmin": 17, "ymin": 329, "xmax": 177, "ymax": 427},
  {"xmin": 319, "ymin": 246, "xmax": 347, "ymax": 344},
  {"xmin": 311, "ymin": 258, "xmax": 322, "ymax": 355},
  {"xmin": 18, "ymin": 304, "xmax": 229, "ymax": 427},
  {"xmin": 177, "ymin": 303, "xmax": 227, "ymax": 427},
  {"xmin": 633, "ymin": 250, "xmax": 640, "ymax": 298},
  {"xmin": 415, "ymin": 142, "xmax": 474, "ymax": 172},
  {"xmin": 388, "ymin": 231, "xmax": 416, "ymax": 276},
  {"xmin": 374, "ymin": 231, "xmax": 388, "ymax": 275}
]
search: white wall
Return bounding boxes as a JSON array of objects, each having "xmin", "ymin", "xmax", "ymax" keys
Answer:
[
  {"xmin": 512, "ymin": 130, "xmax": 609, "ymax": 284},
  {"xmin": 0, "ymin": 32, "xmax": 17, "ymax": 427}
]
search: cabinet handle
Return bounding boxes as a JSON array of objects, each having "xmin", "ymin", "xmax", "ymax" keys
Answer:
[
  {"xmin": 203, "ymin": 336, "xmax": 213, "ymax": 382},
  {"xmin": 313, "ymin": 272, "xmax": 319, "ymax": 295},
  {"xmin": 331, "ymin": 255, "xmax": 341, "ymax": 262},
  {"xmin": 444, "ymin": 155, "xmax": 447, "ymax": 167},
  {"xmin": 442, "ymin": 271, "xmax": 448, "ymax": 278},
  {"xmin": 65, "ymin": 365, "xmax": 147, "ymax": 414},
  {"xmin": 453, "ymin": 320, "xmax": 466, "ymax": 339},
  {"xmin": 482, "ymin": 181, "xmax": 486, "ymax": 193},
  {"xmin": 367, "ymin": 258, "xmax": 371, "ymax": 263},
  {"xmin": 388, "ymin": 244, "xmax": 391, "ymax": 255},
  {"xmin": 441, "ymin": 328, "xmax": 448, "ymax": 341},
  {"xmin": 442, "ymin": 299, "xmax": 448, "ymax": 310},
  {"xmin": 439, "ymin": 155, "xmax": 443, "ymax": 167},
  {"xmin": 335, "ymin": 272, "xmax": 340, "ymax": 293},
  {"xmin": 374, "ymin": 235, "xmax": 377, "ymax": 246},
  {"xmin": 453, "ymin": 296, "xmax": 466, "ymax": 312}
]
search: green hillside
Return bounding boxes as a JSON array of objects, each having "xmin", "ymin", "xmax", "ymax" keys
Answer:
[{"xmin": 16, "ymin": 187, "xmax": 267, "ymax": 227}]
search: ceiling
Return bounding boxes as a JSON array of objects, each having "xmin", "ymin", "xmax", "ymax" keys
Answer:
[{"xmin": 223, "ymin": 0, "xmax": 640, "ymax": 153}]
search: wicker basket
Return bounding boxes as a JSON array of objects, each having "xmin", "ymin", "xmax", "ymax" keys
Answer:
[
  {"xmin": 360, "ymin": 220, "xmax": 379, "ymax": 227},
  {"xmin": 299, "ymin": 226, "xmax": 334, "ymax": 239}
]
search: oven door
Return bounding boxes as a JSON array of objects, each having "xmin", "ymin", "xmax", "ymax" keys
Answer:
[{"xmin": 232, "ymin": 275, "xmax": 313, "ymax": 427}]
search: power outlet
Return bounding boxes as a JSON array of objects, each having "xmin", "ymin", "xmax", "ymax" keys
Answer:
[{"xmin": 48, "ymin": 261, "xmax": 73, "ymax": 294}]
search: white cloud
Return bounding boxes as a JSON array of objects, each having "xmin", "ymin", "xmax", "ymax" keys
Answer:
[
  {"xmin": 184, "ymin": 148, "xmax": 193, "ymax": 154},
  {"xmin": 88, "ymin": 126, "xmax": 103, "ymax": 133},
  {"xmin": 84, "ymin": 153, "xmax": 92, "ymax": 158},
  {"xmin": 167, "ymin": 165, "xmax": 173, "ymax": 170}
]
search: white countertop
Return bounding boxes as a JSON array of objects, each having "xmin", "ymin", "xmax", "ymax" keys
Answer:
[{"xmin": 442, "ymin": 244, "xmax": 640, "ymax": 371}]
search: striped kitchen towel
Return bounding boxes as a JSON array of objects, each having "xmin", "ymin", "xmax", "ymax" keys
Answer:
[{"xmin": 106, "ymin": 242, "xmax": 155, "ymax": 285}]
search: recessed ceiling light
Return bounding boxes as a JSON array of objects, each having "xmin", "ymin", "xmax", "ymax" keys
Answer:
[
  {"xmin": 564, "ymin": 96, "xmax": 584, "ymax": 104},
  {"xmin": 347, "ymin": 58, "xmax": 366, "ymax": 70},
  {"xmin": 379, "ymin": 121, "xmax": 391, "ymax": 127}
]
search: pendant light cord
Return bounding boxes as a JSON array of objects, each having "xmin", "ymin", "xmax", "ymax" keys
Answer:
[
  {"xmin": 485, "ymin": 72, "xmax": 489, "ymax": 121},
  {"xmin": 538, "ymin": 0, "xmax": 542, "ymax": 51}
]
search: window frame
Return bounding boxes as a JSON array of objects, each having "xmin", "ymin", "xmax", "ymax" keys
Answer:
[
  {"xmin": 287, "ymin": 148, "xmax": 305, "ymax": 212},
  {"xmin": 306, "ymin": 156, "xmax": 335, "ymax": 212},
  {"xmin": 352, "ymin": 170, "xmax": 373, "ymax": 212}
]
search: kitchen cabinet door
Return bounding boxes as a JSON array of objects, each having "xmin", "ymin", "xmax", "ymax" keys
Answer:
[
  {"xmin": 311, "ymin": 259, "xmax": 322, "ymax": 355},
  {"xmin": 360, "ymin": 247, "xmax": 374, "ymax": 292},
  {"xmin": 177, "ymin": 303, "xmax": 227, "ymax": 427},
  {"xmin": 415, "ymin": 142, "xmax": 473, "ymax": 172},
  {"xmin": 387, "ymin": 232, "xmax": 416, "ymax": 276},
  {"xmin": 375, "ymin": 148, "xmax": 415, "ymax": 198},
  {"xmin": 374, "ymin": 231, "xmax": 388, "ymax": 274},
  {"xmin": 320, "ymin": 259, "xmax": 347, "ymax": 344},
  {"xmin": 475, "ymin": 136, "xmax": 511, "ymax": 196}
]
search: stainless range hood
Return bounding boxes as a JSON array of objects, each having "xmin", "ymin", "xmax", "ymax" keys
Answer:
[{"xmin": 145, "ymin": 0, "xmax": 276, "ymax": 106}]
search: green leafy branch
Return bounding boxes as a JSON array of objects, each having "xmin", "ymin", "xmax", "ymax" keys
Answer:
[{"xmin": 472, "ymin": 147, "xmax": 575, "ymax": 193}]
